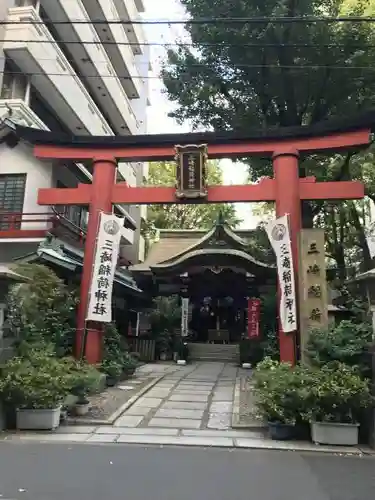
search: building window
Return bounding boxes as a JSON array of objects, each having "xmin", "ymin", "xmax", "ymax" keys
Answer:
[
  {"xmin": 14, "ymin": 0, "xmax": 38, "ymax": 7},
  {"xmin": 0, "ymin": 60, "xmax": 28, "ymax": 101},
  {"xmin": 0, "ymin": 174, "xmax": 26, "ymax": 229}
]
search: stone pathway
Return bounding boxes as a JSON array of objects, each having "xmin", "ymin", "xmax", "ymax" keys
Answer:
[
  {"xmin": 2, "ymin": 362, "xmax": 373, "ymax": 455},
  {"xmin": 114, "ymin": 362, "xmax": 239, "ymax": 431}
]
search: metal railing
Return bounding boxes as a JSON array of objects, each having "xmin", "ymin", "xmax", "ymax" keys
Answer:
[{"xmin": 0, "ymin": 212, "xmax": 55, "ymax": 231}]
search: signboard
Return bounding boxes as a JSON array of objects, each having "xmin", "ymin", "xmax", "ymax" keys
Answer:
[
  {"xmin": 175, "ymin": 144, "xmax": 208, "ymax": 199},
  {"xmin": 86, "ymin": 212, "xmax": 123, "ymax": 323},
  {"xmin": 266, "ymin": 214, "xmax": 297, "ymax": 332},
  {"xmin": 181, "ymin": 297, "xmax": 189, "ymax": 337},
  {"xmin": 298, "ymin": 229, "xmax": 328, "ymax": 363},
  {"xmin": 247, "ymin": 298, "xmax": 261, "ymax": 338}
]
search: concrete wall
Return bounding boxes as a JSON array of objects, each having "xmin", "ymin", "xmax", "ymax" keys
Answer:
[
  {"xmin": 0, "ymin": 0, "xmax": 15, "ymax": 91},
  {"xmin": 0, "ymin": 141, "xmax": 53, "ymax": 220}
]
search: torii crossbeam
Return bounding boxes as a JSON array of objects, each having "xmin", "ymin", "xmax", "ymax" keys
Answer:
[{"xmin": 15, "ymin": 113, "xmax": 373, "ymax": 365}]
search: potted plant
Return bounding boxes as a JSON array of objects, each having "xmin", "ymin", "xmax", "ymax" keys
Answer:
[
  {"xmin": 302, "ymin": 363, "xmax": 373, "ymax": 446},
  {"xmin": 157, "ymin": 330, "xmax": 171, "ymax": 361},
  {"xmin": 69, "ymin": 363, "xmax": 101, "ymax": 416},
  {"xmin": 253, "ymin": 358, "xmax": 311, "ymax": 440},
  {"xmin": 177, "ymin": 340, "xmax": 189, "ymax": 364},
  {"xmin": 0, "ymin": 351, "xmax": 71, "ymax": 430},
  {"xmin": 101, "ymin": 359, "xmax": 122, "ymax": 387},
  {"xmin": 122, "ymin": 354, "xmax": 138, "ymax": 379}
]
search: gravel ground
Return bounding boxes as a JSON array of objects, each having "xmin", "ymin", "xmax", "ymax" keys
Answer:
[
  {"xmin": 65, "ymin": 375, "xmax": 156, "ymax": 422},
  {"xmin": 237, "ymin": 376, "xmax": 265, "ymax": 427}
]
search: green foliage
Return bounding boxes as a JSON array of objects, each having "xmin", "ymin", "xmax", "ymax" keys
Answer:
[
  {"xmin": 162, "ymin": 0, "xmax": 375, "ymax": 133},
  {"xmin": 253, "ymin": 358, "xmax": 313, "ymax": 425},
  {"xmin": 150, "ymin": 295, "xmax": 181, "ymax": 334},
  {"xmin": 100, "ymin": 359, "xmax": 123, "ymax": 379},
  {"xmin": 102, "ymin": 322, "xmax": 128, "ymax": 363},
  {"xmin": 306, "ymin": 320, "xmax": 372, "ymax": 374},
  {"xmin": 5, "ymin": 264, "xmax": 77, "ymax": 356},
  {"xmin": 68, "ymin": 362, "xmax": 102, "ymax": 401},
  {"xmin": 0, "ymin": 349, "xmax": 74, "ymax": 409},
  {"xmin": 301, "ymin": 363, "xmax": 373, "ymax": 424},
  {"xmin": 145, "ymin": 161, "xmax": 242, "ymax": 233},
  {"xmin": 253, "ymin": 358, "xmax": 373, "ymax": 425},
  {"xmin": 161, "ymin": 0, "xmax": 375, "ymax": 272},
  {"xmin": 101, "ymin": 322, "xmax": 131, "ymax": 378}
]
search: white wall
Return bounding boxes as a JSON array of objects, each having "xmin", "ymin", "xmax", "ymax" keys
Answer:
[{"xmin": 0, "ymin": 141, "xmax": 53, "ymax": 230}]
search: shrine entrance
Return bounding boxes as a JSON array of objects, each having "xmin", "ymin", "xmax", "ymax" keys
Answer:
[
  {"xmin": 130, "ymin": 217, "xmax": 276, "ymax": 345},
  {"xmin": 12, "ymin": 111, "xmax": 373, "ymax": 365}
]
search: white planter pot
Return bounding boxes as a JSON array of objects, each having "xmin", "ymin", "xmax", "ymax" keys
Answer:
[
  {"xmin": 311, "ymin": 421, "xmax": 359, "ymax": 446},
  {"xmin": 242, "ymin": 363, "xmax": 252, "ymax": 369},
  {"xmin": 74, "ymin": 403, "xmax": 90, "ymax": 416},
  {"xmin": 16, "ymin": 407, "xmax": 61, "ymax": 431},
  {"xmin": 177, "ymin": 359, "xmax": 186, "ymax": 366}
]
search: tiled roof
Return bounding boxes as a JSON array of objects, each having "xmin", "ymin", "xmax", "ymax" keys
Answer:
[{"xmin": 130, "ymin": 228, "xmax": 258, "ymax": 271}]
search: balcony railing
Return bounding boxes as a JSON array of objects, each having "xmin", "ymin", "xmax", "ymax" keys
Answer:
[
  {"xmin": 0, "ymin": 211, "xmax": 87, "ymax": 241},
  {"xmin": 0, "ymin": 212, "xmax": 55, "ymax": 238}
]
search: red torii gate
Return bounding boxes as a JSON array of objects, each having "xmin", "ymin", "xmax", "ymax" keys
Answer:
[{"xmin": 17, "ymin": 115, "xmax": 373, "ymax": 365}]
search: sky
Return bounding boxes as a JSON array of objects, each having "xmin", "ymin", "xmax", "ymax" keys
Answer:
[{"xmin": 142, "ymin": 0, "xmax": 260, "ymax": 229}]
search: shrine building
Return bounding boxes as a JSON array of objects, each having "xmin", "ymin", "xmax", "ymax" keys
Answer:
[{"xmin": 130, "ymin": 216, "xmax": 277, "ymax": 351}]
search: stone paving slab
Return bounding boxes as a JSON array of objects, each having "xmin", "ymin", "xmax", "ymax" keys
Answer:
[
  {"xmin": 162, "ymin": 401, "xmax": 207, "ymax": 410},
  {"xmin": 135, "ymin": 397, "xmax": 164, "ymax": 407},
  {"xmin": 154, "ymin": 408, "xmax": 204, "ymax": 419},
  {"xmin": 210, "ymin": 402, "xmax": 233, "ymax": 413},
  {"xmin": 113, "ymin": 415, "xmax": 144, "ymax": 427},
  {"xmin": 180, "ymin": 429, "xmax": 265, "ymax": 439},
  {"xmin": 124, "ymin": 406, "xmax": 154, "ymax": 416},
  {"xmin": 143, "ymin": 388, "xmax": 172, "ymax": 398},
  {"xmin": 95, "ymin": 426, "xmax": 179, "ymax": 435},
  {"xmin": 87, "ymin": 434, "xmax": 119, "ymax": 443},
  {"xmin": 174, "ymin": 386, "xmax": 213, "ymax": 392},
  {"xmin": 148, "ymin": 418, "xmax": 201, "ymax": 429},
  {"xmin": 207, "ymin": 414, "xmax": 231, "ymax": 430},
  {"xmin": 169, "ymin": 394, "xmax": 209, "ymax": 402}
]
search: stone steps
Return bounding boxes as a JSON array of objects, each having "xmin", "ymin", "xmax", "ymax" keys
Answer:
[{"xmin": 188, "ymin": 343, "xmax": 239, "ymax": 362}]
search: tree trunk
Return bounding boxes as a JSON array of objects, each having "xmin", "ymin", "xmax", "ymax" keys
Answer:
[{"xmin": 349, "ymin": 203, "xmax": 373, "ymax": 271}]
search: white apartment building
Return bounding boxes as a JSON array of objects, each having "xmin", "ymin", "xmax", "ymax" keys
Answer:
[{"xmin": 0, "ymin": 0, "xmax": 150, "ymax": 266}]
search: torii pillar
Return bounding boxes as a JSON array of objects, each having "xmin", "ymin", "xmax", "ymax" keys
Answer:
[
  {"xmin": 76, "ymin": 156, "xmax": 117, "ymax": 363},
  {"xmin": 273, "ymin": 148, "xmax": 301, "ymax": 364}
]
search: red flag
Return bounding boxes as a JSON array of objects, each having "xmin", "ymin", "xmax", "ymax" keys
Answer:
[{"xmin": 247, "ymin": 299, "xmax": 261, "ymax": 338}]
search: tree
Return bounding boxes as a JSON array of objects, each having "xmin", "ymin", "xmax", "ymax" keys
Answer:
[
  {"xmin": 5, "ymin": 264, "xmax": 77, "ymax": 356},
  {"xmin": 145, "ymin": 160, "xmax": 242, "ymax": 229},
  {"xmin": 161, "ymin": 0, "xmax": 375, "ymax": 273}
]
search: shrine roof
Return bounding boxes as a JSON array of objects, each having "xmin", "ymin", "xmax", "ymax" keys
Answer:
[
  {"xmin": 10, "ymin": 110, "xmax": 375, "ymax": 149},
  {"xmin": 130, "ymin": 220, "xmax": 274, "ymax": 273}
]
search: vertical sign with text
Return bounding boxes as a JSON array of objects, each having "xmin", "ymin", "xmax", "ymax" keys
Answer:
[
  {"xmin": 86, "ymin": 212, "xmax": 123, "ymax": 323},
  {"xmin": 298, "ymin": 229, "xmax": 328, "ymax": 363},
  {"xmin": 181, "ymin": 297, "xmax": 189, "ymax": 337},
  {"xmin": 175, "ymin": 144, "xmax": 208, "ymax": 199},
  {"xmin": 247, "ymin": 298, "xmax": 261, "ymax": 338},
  {"xmin": 266, "ymin": 215, "xmax": 297, "ymax": 333}
]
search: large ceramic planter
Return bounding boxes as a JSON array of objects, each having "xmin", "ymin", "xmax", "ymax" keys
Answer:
[
  {"xmin": 311, "ymin": 421, "xmax": 359, "ymax": 446},
  {"xmin": 268, "ymin": 421, "xmax": 295, "ymax": 440},
  {"xmin": 16, "ymin": 407, "xmax": 61, "ymax": 431}
]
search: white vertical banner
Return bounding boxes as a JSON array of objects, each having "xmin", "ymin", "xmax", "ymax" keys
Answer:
[
  {"xmin": 86, "ymin": 212, "xmax": 124, "ymax": 323},
  {"xmin": 135, "ymin": 312, "xmax": 140, "ymax": 337},
  {"xmin": 265, "ymin": 214, "xmax": 297, "ymax": 332},
  {"xmin": 181, "ymin": 297, "xmax": 189, "ymax": 337}
]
